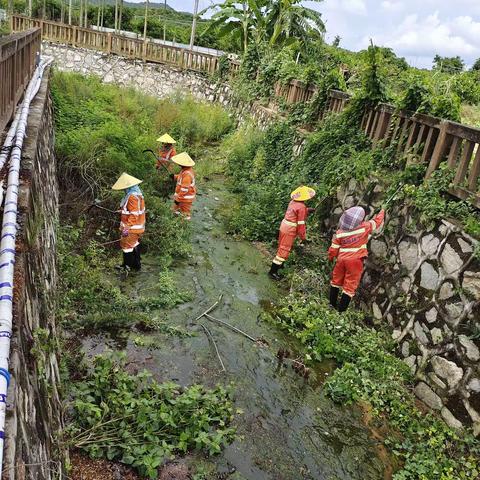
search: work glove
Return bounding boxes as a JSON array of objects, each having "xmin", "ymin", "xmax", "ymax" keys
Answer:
[{"xmin": 121, "ymin": 228, "xmax": 129, "ymax": 237}]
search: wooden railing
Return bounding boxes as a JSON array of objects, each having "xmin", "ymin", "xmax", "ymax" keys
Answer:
[
  {"xmin": 274, "ymin": 80, "xmax": 317, "ymax": 105},
  {"xmin": 273, "ymin": 79, "xmax": 480, "ymax": 208},
  {"xmin": 11, "ymin": 15, "xmax": 238, "ymax": 76},
  {"xmin": 0, "ymin": 28, "xmax": 41, "ymax": 134}
]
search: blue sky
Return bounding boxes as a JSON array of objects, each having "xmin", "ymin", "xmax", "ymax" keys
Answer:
[{"xmin": 143, "ymin": 0, "xmax": 480, "ymax": 68}]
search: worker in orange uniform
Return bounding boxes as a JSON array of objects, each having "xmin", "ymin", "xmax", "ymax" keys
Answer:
[
  {"xmin": 156, "ymin": 133, "xmax": 177, "ymax": 170},
  {"xmin": 112, "ymin": 173, "xmax": 146, "ymax": 272},
  {"xmin": 269, "ymin": 186, "xmax": 316, "ymax": 279},
  {"xmin": 328, "ymin": 206, "xmax": 385, "ymax": 312},
  {"xmin": 171, "ymin": 152, "xmax": 196, "ymax": 220}
]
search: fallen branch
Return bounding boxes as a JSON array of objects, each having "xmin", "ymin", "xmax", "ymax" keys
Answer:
[
  {"xmin": 200, "ymin": 323, "xmax": 226, "ymax": 373},
  {"xmin": 204, "ymin": 313, "xmax": 256, "ymax": 342},
  {"xmin": 193, "ymin": 294, "xmax": 223, "ymax": 323}
]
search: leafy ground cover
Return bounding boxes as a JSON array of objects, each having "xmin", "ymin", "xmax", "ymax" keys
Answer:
[
  {"xmin": 67, "ymin": 353, "xmax": 236, "ymax": 479},
  {"xmin": 268, "ymin": 297, "xmax": 480, "ymax": 480}
]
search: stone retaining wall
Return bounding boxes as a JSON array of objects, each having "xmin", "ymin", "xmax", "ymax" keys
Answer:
[
  {"xmin": 326, "ymin": 179, "xmax": 480, "ymax": 432},
  {"xmin": 42, "ymin": 42, "xmax": 233, "ymax": 105},
  {"xmin": 3, "ymin": 68, "xmax": 64, "ymax": 479}
]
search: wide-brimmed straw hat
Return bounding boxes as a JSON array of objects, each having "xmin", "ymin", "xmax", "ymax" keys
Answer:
[
  {"xmin": 290, "ymin": 186, "xmax": 316, "ymax": 202},
  {"xmin": 111, "ymin": 173, "xmax": 143, "ymax": 190},
  {"xmin": 172, "ymin": 152, "xmax": 195, "ymax": 167},
  {"xmin": 156, "ymin": 133, "xmax": 176, "ymax": 144},
  {"xmin": 339, "ymin": 206, "xmax": 366, "ymax": 230}
]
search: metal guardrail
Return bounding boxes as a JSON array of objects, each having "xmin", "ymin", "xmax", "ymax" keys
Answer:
[
  {"xmin": 0, "ymin": 28, "xmax": 41, "ymax": 134},
  {"xmin": 11, "ymin": 15, "xmax": 239, "ymax": 76}
]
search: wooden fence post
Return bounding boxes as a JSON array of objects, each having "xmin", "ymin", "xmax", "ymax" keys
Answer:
[
  {"xmin": 426, "ymin": 121, "xmax": 449, "ymax": 178},
  {"xmin": 107, "ymin": 32, "xmax": 112, "ymax": 54}
]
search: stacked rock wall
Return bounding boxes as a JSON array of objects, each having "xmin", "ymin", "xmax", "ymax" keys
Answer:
[
  {"xmin": 2, "ymin": 69, "xmax": 64, "ymax": 478},
  {"xmin": 326, "ymin": 179, "xmax": 480, "ymax": 432}
]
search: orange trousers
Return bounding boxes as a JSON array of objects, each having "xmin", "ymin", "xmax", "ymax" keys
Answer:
[
  {"xmin": 331, "ymin": 258, "xmax": 365, "ymax": 297},
  {"xmin": 173, "ymin": 201, "xmax": 192, "ymax": 220},
  {"xmin": 273, "ymin": 228, "xmax": 297, "ymax": 265},
  {"xmin": 120, "ymin": 232, "xmax": 142, "ymax": 252}
]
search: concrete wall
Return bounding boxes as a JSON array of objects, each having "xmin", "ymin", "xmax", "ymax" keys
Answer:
[
  {"xmin": 327, "ymin": 179, "xmax": 480, "ymax": 433},
  {"xmin": 3, "ymin": 68, "xmax": 64, "ymax": 479}
]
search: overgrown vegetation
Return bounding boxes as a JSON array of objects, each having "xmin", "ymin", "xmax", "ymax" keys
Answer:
[
  {"xmin": 268, "ymin": 297, "xmax": 480, "ymax": 480},
  {"xmin": 52, "ymin": 71, "xmax": 238, "ymax": 476},
  {"xmin": 58, "ymin": 224, "xmax": 192, "ymax": 332},
  {"xmin": 68, "ymin": 352, "xmax": 236, "ymax": 479}
]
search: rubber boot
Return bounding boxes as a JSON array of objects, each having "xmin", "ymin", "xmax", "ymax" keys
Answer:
[
  {"xmin": 269, "ymin": 262, "xmax": 282, "ymax": 280},
  {"xmin": 337, "ymin": 293, "xmax": 352, "ymax": 313},
  {"xmin": 132, "ymin": 245, "xmax": 142, "ymax": 271},
  {"xmin": 329, "ymin": 286, "xmax": 340, "ymax": 309},
  {"xmin": 123, "ymin": 251, "xmax": 136, "ymax": 271}
]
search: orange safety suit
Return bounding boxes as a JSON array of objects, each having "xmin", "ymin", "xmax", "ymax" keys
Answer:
[
  {"xmin": 157, "ymin": 146, "xmax": 176, "ymax": 169},
  {"xmin": 119, "ymin": 191, "xmax": 146, "ymax": 252},
  {"xmin": 328, "ymin": 210, "xmax": 385, "ymax": 296},
  {"xmin": 173, "ymin": 167, "xmax": 196, "ymax": 220},
  {"xmin": 273, "ymin": 200, "xmax": 309, "ymax": 266}
]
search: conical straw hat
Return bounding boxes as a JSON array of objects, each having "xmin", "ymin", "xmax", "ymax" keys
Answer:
[
  {"xmin": 172, "ymin": 152, "xmax": 195, "ymax": 167},
  {"xmin": 290, "ymin": 186, "xmax": 316, "ymax": 202},
  {"xmin": 156, "ymin": 133, "xmax": 176, "ymax": 144},
  {"xmin": 111, "ymin": 173, "xmax": 143, "ymax": 190}
]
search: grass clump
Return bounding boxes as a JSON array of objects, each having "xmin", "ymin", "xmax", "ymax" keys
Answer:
[
  {"xmin": 269, "ymin": 297, "xmax": 480, "ymax": 480},
  {"xmin": 68, "ymin": 352, "xmax": 236, "ymax": 479},
  {"xmin": 58, "ymin": 225, "xmax": 191, "ymax": 333},
  {"xmin": 51, "ymin": 71, "xmax": 233, "ymax": 193}
]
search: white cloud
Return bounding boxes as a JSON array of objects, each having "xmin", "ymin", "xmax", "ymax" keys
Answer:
[
  {"xmin": 341, "ymin": 0, "xmax": 367, "ymax": 15},
  {"xmin": 369, "ymin": 11, "xmax": 480, "ymax": 65},
  {"xmin": 381, "ymin": 1, "xmax": 403, "ymax": 13}
]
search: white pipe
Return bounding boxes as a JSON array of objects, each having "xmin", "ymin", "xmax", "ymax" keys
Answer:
[{"xmin": 0, "ymin": 57, "xmax": 52, "ymax": 477}]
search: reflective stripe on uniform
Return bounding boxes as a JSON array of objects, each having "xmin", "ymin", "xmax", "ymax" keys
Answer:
[
  {"xmin": 339, "ymin": 244, "xmax": 367, "ymax": 252},
  {"xmin": 297, "ymin": 220, "xmax": 306, "ymax": 225},
  {"xmin": 330, "ymin": 244, "xmax": 340, "ymax": 249},
  {"xmin": 182, "ymin": 194, "xmax": 195, "ymax": 200},
  {"xmin": 335, "ymin": 227, "xmax": 366, "ymax": 239},
  {"xmin": 369, "ymin": 219, "xmax": 377, "ymax": 231},
  {"xmin": 282, "ymin": 219, "xmax": 297, "ymax": 227},
  {"xmin": 122, "ymin": 209, "xmax": 145, "ymax": 215},
  {"xmin": 273, "ymin": 255, "xmax": 286, "ymax": 265},
  {"xmin": 130, "ymin": 224, "xmax": 145, "ymax": 230}
]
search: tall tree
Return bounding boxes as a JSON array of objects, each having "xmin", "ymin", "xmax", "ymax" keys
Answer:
[
  {"xmin": 143, "ymin": 0, "xmax": 149, "ymax": 41},
  {"xmin": 68, "ymin": 0, "xmax": 72, "ymax": 24},
  {"xmin": 433, "ymin": 55, "xmax": 465, "ymax": 73},
  {"xmin": 202, "ymin": 0, "xmax": 324, "ymax": 53},
  {"xmin": 267, "ymin": 0, "xmax": 325, "ymax": 47},
  {"xmin": 472, "ymin": 58, "xmax": 480, "ymax": 72}
]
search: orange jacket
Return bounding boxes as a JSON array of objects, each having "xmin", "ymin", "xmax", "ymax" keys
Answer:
[
  {"xmin": 157, "ymin": 146, "xmax": 176, "ymax": 168},
  {"xmin": 328, "ymin": 210, "xmax": 385, "ymax": 261},
  {"xmin": 120, "ymin": 192, "xmax": 146, "ymax": 234},
  {"xmin": 174, "ymin": 167, "xmax": 196, "ymax": 203},
  {"xmin": 280, "ymin": 200, "xmax": 309, "ymax": 241}
]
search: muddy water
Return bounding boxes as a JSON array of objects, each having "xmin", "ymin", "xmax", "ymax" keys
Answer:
[{"xmin": 83, "ymin": 178, "xmax": 388, "ymax": 480}]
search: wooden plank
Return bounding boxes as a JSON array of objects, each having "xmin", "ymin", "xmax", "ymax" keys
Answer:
[
  {"xmin": 453, "ymin": 140, "xmax": 475, "ymax": 186},
  {"xmin": 447, "ymin": 136, "xmax": 462, "ymax": 168},
  {"xmin": 467, "ymin": 147, "xmax": 480, "ymax": 192},
  {"xmin": 426, "ymin": 122, "xmax": 449, "ymax": 177}
]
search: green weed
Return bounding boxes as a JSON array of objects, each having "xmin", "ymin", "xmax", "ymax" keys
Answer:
[
  {"xmin": 268, "ymin": 297, "xmax": 480, "ymax": 480},
  {"xmin": 67, "ymin": 352, "xmax": 236, "ymax": 479}
]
